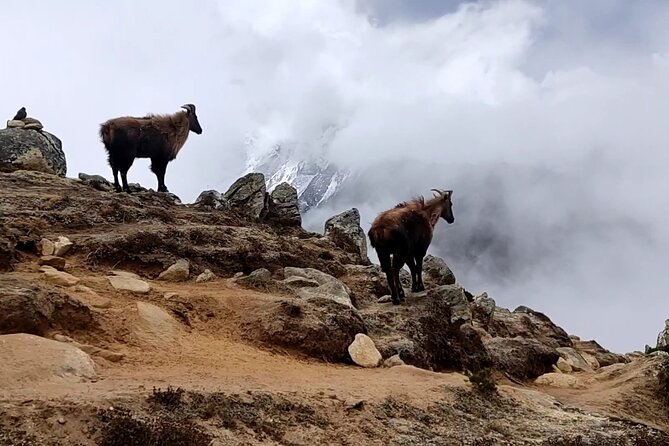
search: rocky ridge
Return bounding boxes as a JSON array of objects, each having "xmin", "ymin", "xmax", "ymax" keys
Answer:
[{"xmin": 0, "ymin": 161, "xmax": 668, "ymax": 443}]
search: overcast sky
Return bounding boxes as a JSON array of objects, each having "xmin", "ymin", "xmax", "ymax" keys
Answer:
[{"xmin": 2, "ymin": 0, "xmax": 669, "ymax": 353}]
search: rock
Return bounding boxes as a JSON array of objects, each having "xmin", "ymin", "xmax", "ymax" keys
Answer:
[
  {"xmin": 57, "ymin": 417, "xmax": 66, "ymax": 425},
  {"xmin": 40, "ymin": 238, "xmax": 55, "ymax": 256},
  {"xmin": 52, "ymin": 335, "xmax": 125, "ymax": 363},
  {"xmin": 78, "ymin": 172, "xmax": 112, "ymax": 192},
  {"xmin": 378, "ymin": 295, "xmax": 392, "ymax": 303},
  {"xmin": 282, "ymin": 276, "xmax": 320, "ymax": 288},
  {"xmin": 383, "ymin": 354, "xmax": 406, "ymax": 368},
  {"xmin": 556, "ymin": 357, "xmax": 573, "ymax": 373},
  {"xmin": 53, "ymin": 236, "xmax": 73, "ymax": 256},
  {"xmin": 109, "ymin": 270, "xmax": 142, "ymax": 280},
  {"xmin": 422, "ymin": 255, "xmax": 456, "ymax": 285},
  {"xmin": 135, "ymin": 302, "xmax": 181, "ymax": 348},
  {"xmin": 233, "ymin": 272, "xmax": 244, "ymax": 279},
  {"xmin": 0, "ymin": 334, "xmax": 96, "ymax": 385},
  {"xmin": 535, "ymin": 373, "xmax": 585, "ymax": 389},
  {"xmin": 158, "ymin": 259, "xmax": 190, "ymax": 282},
  {"xmin": 364, "ymin": 285, "xmax": 491, "ymax": 372},
  {"xmin": 650, "ymin": 350, "xmax": 669, "ymax": 357},
  {"xmin": 296, "ymin": 281, "xmax": 353, "ymax": 308},
  {"xmin": 196, "ymin": 269, "xmax": 216, "ymax": 283},
  {"xmin": 6, "ymin": 119, "xmax": 25, "ymax": 128},
  {"xmin": 40, "ymin": 266, "xmax": 80, "ymax": 286},
  {"xmin": 426, "ymin": 285, "xmax": 471, "ymax": 324},
  {"xmin": 580, "ymin": 352, "xmax": 600, "ymax": 370},
  {"xmin": 488, "ymin": 305, "xmax": 572, "ymax": 349},
  {"xmin": 471, "ymin": 292, "xmax": 496, "ymax": 328},
  {"xmin": 0, "ymin": 127, "xmax": 66, "ymax": 176},
  {"xmin": 235, "ymin": 268, "xmax": 272, "ymax": 285},
  {"xmin": 242, "ymin": 297, "xmax": 367, "ymax": 362},
  {"xmin": 284, "ymin": 267, "xmax": 353, "ymax": 308},
  {"xmin": 0, "ymin": 277, "xmax": 94, "ymax": 336},
  {"xmin": 484, "ymin": 337, "xmax": 560, "ymax": 380},
  {"xmin": 657, "ymin": 319, "xmax": 669, "ymax": 349},
  {"xmin": 556, "ymin": 347, "xmax": 593, "ymax": 372},
  {"xmin": 348, "ymin": 333, "xmax": 382, "ymax": 368},
  {"xmin": 107, "ymin": 275, "xmax": 151, "ymax": 294},
  {"xmin": 266, "ymin": 182, "xmax": 301, "ymax": 226},
  {"xmin": 324, "ymin": 208, "xmax": 368, "ymax": 262},
  {"xmin": 571, "ymin": 339, "xmax": 627, "ymax": 366},
  {"xmin": 194, "ymin": 190, "xmax": 229, "ymax": 210},
  {"xmin": 223, "ymin": 172, "xmax": 267, "ymax": 219},
  {"xmin": 38, "ymin": 255, "xmax": 66, "ymax": 270}
]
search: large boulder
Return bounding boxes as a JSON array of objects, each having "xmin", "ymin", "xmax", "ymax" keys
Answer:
[
  {"xmin": 324, "ymin": 208, "xmax": 369, "ymax": 263},
  {"xmin": 0, "ymin": 127, "xmax": 66, "ymax": 176},
  {"xmin": 241, "ymin": 297, "xmax": 367, "ymax": 362},
  {"xmin": 484, "ymin": 337, "xmax": 560, "ymax": 380},
  {"xmin": 266, "ymin": 182, "xmax": 301, "ymax": 226},
  {"xmin": 0, "ymin": 334, "xmax": 96, "ymax": 385},
  {"xmin": 422, "ymin": 255, "xmax": 456, "ymax": 285},
  {"xmin": 571, "ymin": 339, "xmax": 627, "ymax": 367},
  {"xmin": 488, "ymin": 305, "xmax": 572, "ymax": 349},
  {"xmin": 0, "ymin": 277, "xmax": 95, "ymax": 336},
  {"xmin": 223, "ymin": 172, "xmax": 267, "ymax": 219}
]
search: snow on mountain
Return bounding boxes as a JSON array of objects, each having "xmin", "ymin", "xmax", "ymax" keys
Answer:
[{"xmin": 243, "ymin": 132, "xmax": 350, "ymax": 213}]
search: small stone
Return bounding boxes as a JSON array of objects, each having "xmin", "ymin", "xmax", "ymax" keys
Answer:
[
  {"xmin": 378, "ymin": 295, "xmax": 392, "ymax": 303},
  {"xmin": 73, "ymin": 285, "xmax": 112, "ymax": 309},
  {"xmin": 53, "ymin": 334, "xmax": 74, "ymax": 343},
  {"xmin": 40, "ymin": 238, "xmax": 55, "ymax": 256},
  {"xmin": 164, "ymin": 292, "xmax": 179, "ymax": 300},
  {"xmin": 107, "ymin": 275, "xmax": 151, "ymax": 294},
  {"xmin": 53, "ymin": 236, "xmax": 73, "ymax": 256},
  {"xmin": 383, "ymin": 354, "xmax": 405, "ymax": 368},
  {"xmin": 38, "ymin": 255, "xmax": 66, "ymax": 270},
  {"xmin": 196, "ymin": 269, "xmax": 216, "ymax": 283},
  {"xmin": 344, "ymin": 399, "xmax": 365, "ymax": 410},
  {"xmin": 40, "ymin": 266, "xmax": 80, "ymax": 286},
  {"xmin": 233, "ymin": 272, "xmax": 244, "ymax": 279},
  {"xmin": 348, "ymin": 333, "xmax": 382, "ymax": 368},
  {"xmin": 158, "ymin": 259, "xmax": 190, "ymax": 282},
  {"xmin": 57, "ymin": 417, "xmax": 66, "ymax": 425}
]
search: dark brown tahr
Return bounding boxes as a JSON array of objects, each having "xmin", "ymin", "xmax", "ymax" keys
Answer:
[
  {"xmin": 368, "ymin": 189, "xmax": 454, "ymax": 305},
  {"xmin": 99, "ymin": 104, "xmax": 203, "ymax": 193}
]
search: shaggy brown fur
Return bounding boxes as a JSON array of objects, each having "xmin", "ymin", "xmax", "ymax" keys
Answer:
[
  {"xmin": 100, "ymin": 104, "xmax": 202, "ymax": 193},
  {"xmin": 368, "ymin": 189, "xmax": 454, "ymax": 305}
]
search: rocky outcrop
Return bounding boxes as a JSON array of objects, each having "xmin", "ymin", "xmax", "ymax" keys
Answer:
[
  {"xmin": 78, "ymin": 173, "xmax": 113, "ymax": 192},
  {"xmin": 422, "ymin": 255, "xmax": 456, "ymax": 285},
  {"xmin": 488, "ymin": 305, "xmax": 572, "ymax": 349},
  {"xmin": 361, "ymin": 284, "xmax": 491, "ymax": 373},
  {"xmin": 223, "ymin": 172, "xmax": 267, "ymax": 219},
  {"xmin": 656, "ymin": 319, "xmax": 669, "ymax": 349},
  {"xmin": 0, "ymin": 127, "xmax": 66, "ymax": 176},
  {"xmin": 571, "ymin": 339, "xmax": 627, "ymax": 367},
  {"xmin": 266, "ymin": 182, "xmax": 301, "ymax": 226},
  {"xmin": 0, "ymin": 277, "xmax": 95, "ymax": 336},
  {"xmin": 324, "ymin": 208, "xmax": 369, "ymax": 263}
]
